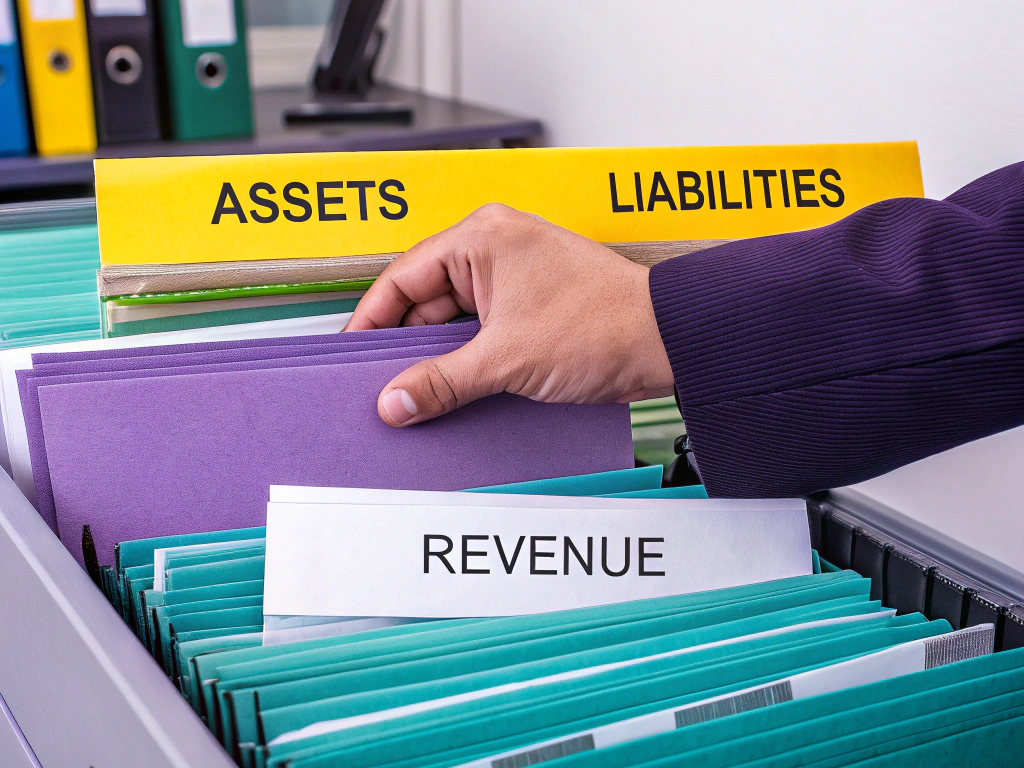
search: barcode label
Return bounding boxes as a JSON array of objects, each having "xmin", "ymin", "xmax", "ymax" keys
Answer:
[
  {"xmin": 492, "ymin": 735, "xmax": 596, "ymax": 768},
  {"xmin": 924, "ymin": 625, "xmax": 994, "ymax": 669},
  {"xmin": 675, "ymin": 681, "xmax": 793, "ymax": 728}
]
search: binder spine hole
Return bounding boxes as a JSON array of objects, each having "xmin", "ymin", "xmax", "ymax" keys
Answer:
[
  {"xmin": 196, "ymin": 53, "xmax": 228, "ymax": 89},
  {"xmin": 105, "ymin": 46, "xmax": 143, "ymax": 86},
  {"xmin": 48, "ymin": 49, "xmax": 72, "ymax": 73}
]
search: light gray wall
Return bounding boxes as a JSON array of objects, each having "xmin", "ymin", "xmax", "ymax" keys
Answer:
[{"xmin": 453, "ymin": 0, "xmax": 1024, "ymax": 199}]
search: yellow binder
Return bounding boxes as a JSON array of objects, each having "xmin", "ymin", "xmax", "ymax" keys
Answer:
[{"xmin": 16, "ymin": 0, "xmax": 96, "ymax": 156}]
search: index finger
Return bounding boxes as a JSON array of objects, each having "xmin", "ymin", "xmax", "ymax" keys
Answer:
[{"xmin": 346, "ymin": 222, "xmax": 477, "ymax": 331}]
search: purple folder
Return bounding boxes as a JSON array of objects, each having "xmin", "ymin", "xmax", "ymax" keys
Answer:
[
  {"xmin": 32, "ymin": 326, "xmax": 633, "ymax": 568},
  {"xmin": 22, "ymin": 340, "xmax": 471, "ymax": 534},
  {"xmin": 31, "ymin": 320, "xmax": 480, "ymax": 365},
  {"xmin": 23, "ymin": 322, "xmax": 481, "ymax": 533}
]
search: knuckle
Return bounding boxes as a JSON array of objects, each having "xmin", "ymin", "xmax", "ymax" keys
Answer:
[
  {"xmin": 473, "ymin": 202, "xmax": 517, "ymax": 223},
  {"xmin": 423, "ymin": 360, "xmax": 460, "ymax": 411}
]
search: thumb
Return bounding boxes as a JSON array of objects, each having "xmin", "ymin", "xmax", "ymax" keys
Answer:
[{"xmin": 377, "ymin": 340, "xmax": 504, "ymax": 427}]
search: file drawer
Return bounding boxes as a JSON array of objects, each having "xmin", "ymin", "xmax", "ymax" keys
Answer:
[
  {"xmin": 0, "ymin": 469, "xmax": 234, "ymax": 768},
  {"xmin": 0, "ymin": 691, "xmax": 38, "ymax": 768},
  {"xmin": 2, "ymin": 469, "xmax": 1022, "ymax": 766}
]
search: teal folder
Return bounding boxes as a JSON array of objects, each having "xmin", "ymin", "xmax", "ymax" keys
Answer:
[
  {"xmin": 263, "ymin": 618, "xmax": 944, "ymax": 768},
  {"xmin": 225, "ymin": 576, "xmax": 874, "ymax": 758},
  {"xmin": 164, "ymin": 556, "xmax": 266, "ymax": 591},
  {"xmin": 98, "ymin": 468, "xmax": 1024, "ymax": 768},
  {"xmin": 489, "ymin": 648, "xmax": 1024, "ymax": 768},
  {"xmin": 201, "ymin": 573, "xmax": 866, "ymax": 751},
  {"xmin": 152, "ymin": 593, "xmax": 263, "ymax": 648},
  {"xmin": 0, "ymin": 225, "xmax": 101, "ymax": 348},
  {"xmin": 465, "ymin": 466, "xmax": 664, "ymax": 497},
  {"xmin": 601, "ymin": 486, "xmax": 708, "ymax": 499},
  {"xmin": 116, "ymin": 526, "xmax": 267, "ymax": 570}
]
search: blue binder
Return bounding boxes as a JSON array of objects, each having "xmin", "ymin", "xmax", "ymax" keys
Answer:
[{"xmin": 0, "ymin": 0, "xmax": 30, "ymax": 155}]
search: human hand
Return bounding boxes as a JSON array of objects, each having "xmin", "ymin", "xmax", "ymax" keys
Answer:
[{"xmin": 346, "ymin": 204, "xmax": 675, "ymax": 426}]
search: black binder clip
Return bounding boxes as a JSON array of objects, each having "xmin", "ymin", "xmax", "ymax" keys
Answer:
[
  {"xmin": 82, "ymin": 524, "xmax": 102, "ymax": 588},
  {"xmin": 665, "ymin": 433, "xmax": 703, "ymax": 488}
]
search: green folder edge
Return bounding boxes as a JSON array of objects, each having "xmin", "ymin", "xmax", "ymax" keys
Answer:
[
  {"xmin": 106, "ymin": 298, "xmax": 362, "ymax": 338},
  {"xmin": 106, "ymin": 279, "xmax": 377, "ymax": 305}
]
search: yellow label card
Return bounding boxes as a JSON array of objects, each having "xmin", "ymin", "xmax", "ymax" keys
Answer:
[{"xmin": 94, "ymin": 142, "xmax": 922, "ymax": 266}]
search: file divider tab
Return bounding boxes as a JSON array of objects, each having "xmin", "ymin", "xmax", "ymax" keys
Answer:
[{"xmin": 262, "ymin": 495, "xmax": 812, "ymax": 618}]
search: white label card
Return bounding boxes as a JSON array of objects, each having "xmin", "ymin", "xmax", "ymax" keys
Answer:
[
  {"xmin": 263, "ymin": 498, "xmax": 812, "ymax": 618},
  {"xmin": 0, "ymin": 0, "xmax": 14, "ymax": 45},
  {"xmin": 89, "ymin": 0, "xmax": 145, "ymax": 17},
  {"xmin": 29, "ymin": 0, "xmax": 75, "ymax": 21},
  {"xmin": 180, "ymin": 0, "xmax": 236, "ymax": 48}
]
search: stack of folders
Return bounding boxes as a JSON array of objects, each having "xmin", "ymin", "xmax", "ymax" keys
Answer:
[
  {"xmin": 0, "ymin": 309, "xmax": 356, "ymax": 487},
  {"xmin": 100, "ymin": 278, "xmax": 375, "ymax": 338},
  {"xmin": 4, "ymin": 0, "xmax": 252, "ymax": 157},
  {"xmin": 0, "ymin": 203, "xmax": 102, "ymax": 349},
  {"xmin": 95, "ymin": 475, "xmax": 1024, "ymax": 768}
]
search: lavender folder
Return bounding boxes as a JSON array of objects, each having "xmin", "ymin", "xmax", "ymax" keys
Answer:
[
  {"xmin": 22, "ymin": 340, "xmax": 469, "ymax": 534},
  {"xmin": 21, "ymin": 322, "xmax": 479, "ymax": 533},
  {"xmin": 35, "ymin": 345, "xmax": 632, "ymax": 569},
  {"xmin": 30, "ymin": 319, "xmax": 480, "ymax": 365},
  {"xmin": 30, "ymin": 327, "xmax": 477, "ymax": 377}
]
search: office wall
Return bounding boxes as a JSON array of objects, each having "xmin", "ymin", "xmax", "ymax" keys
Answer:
[{"xmin": 385, "ymin": 0, "xmax": 1024, "ymax": 200}]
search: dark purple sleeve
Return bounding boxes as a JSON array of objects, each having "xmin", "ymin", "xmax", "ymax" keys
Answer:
[{"xmin": 649, "ymin": 161, "xmax": 1024, "ymax": 498}]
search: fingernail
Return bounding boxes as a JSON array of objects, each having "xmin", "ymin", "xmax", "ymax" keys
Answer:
[{"xmin": 382, "ymin": 388, "xmax": 418, "ymax": 425}]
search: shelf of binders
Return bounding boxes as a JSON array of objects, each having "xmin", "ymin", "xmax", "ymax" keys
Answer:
[
  {"xmin": 1, "ymin": 0, "xmax": 541, "ymax": 197},
  {"xmin": 0, "ymin": 84, "xmax": 544, "ymax": 196}
]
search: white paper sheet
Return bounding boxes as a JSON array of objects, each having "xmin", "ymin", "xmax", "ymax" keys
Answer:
[
  {"xmin": 152, "ymin": 538, "xmax": 264, "ymax": 592},
  {"xmin": 0, "ymin": 312, "xmax": 351, "ymax": 505},
  {"xmin": 270, "ymin": 485, "xmax": 801, "ymax": 512},
  {"xmin": 261, "ymin": 615, "xmax": 425, "ymax": 646},
  {"xmin": 263, "ymin": 497, "xmax": 812, "ymax": 619}
]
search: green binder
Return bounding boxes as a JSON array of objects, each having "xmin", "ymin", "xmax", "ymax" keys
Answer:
[{"xmin": 156, "ymin": 0, "xmax": 253, "ymax": 140}]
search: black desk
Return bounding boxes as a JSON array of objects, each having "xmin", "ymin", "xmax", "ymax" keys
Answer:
[{"xmin": 0, "ymin": 85, "xmax": 543, "ymax": 199}]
